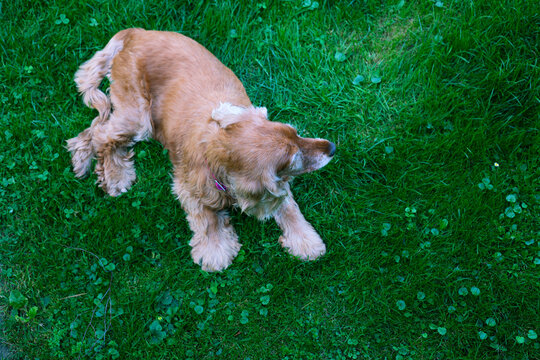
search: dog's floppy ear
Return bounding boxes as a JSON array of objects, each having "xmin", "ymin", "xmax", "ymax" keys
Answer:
[
  {"xmin": 211, "ymin": 103, "xmax": 268, "ymax": 128},
  {"xmin": 211, "ymin": 103, "xmax": 245, "ymax": 128},
  {"xmin": 254, "ymin": 106, "xmax": 267, "ymax": 119}
]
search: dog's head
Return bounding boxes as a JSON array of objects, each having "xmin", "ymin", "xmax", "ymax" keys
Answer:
[{"xmin": 209, "ymin": 103, "xmax": 335, "ymax": 215}]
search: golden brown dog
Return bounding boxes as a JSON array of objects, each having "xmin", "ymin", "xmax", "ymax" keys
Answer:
[{"xmin": 67, "ymin": 28, "xmax": 335, "ymax": 271}]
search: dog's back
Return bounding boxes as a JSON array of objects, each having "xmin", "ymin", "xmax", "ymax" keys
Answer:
[
  {"xmin": 109, "ymin": 29, "xmax": 252, "ymax": 149},
  {"xmin": 70, "ymin": 29, "xmax": 253, "ymax": 178}
]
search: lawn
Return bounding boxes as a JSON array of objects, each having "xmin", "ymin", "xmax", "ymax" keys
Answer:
[{"xmin": 1, "ymin": 0, "xmax": 539, "ymax": 359}]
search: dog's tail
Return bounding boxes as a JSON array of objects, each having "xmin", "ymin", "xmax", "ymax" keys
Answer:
[
  {"xmin": 68, "ymin": 30, "xmax": 130, "ymax": 178},
  {"xmin": 74, "ymin": 31, "xmax": 127, "ymax": 121}
]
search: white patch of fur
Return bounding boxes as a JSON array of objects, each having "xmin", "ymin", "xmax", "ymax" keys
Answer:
[
  {"xmin": 255, "ymin": 106, "xmax": 267, "ymax": 118},
  {"xmin": 211, "ymin": 103, "xmax": 268, "ymax": 127},
  {"xmin": 211, "ymin": 102, "xmax": 246, "ymax": 127},
  {"xmin": 310, "ymin": 153, "xmax": 332, "ymax": 171},
  {"xmin": 289, "ymin": 151, "xmax": 303, "ymax": 173}
]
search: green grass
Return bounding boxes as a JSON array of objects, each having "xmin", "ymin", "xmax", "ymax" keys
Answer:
[{"xmin": 1, "ymin": 0, "xmax": 539, "ymax": 359}]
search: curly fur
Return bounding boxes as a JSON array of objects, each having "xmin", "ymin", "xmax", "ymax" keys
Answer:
[{"xmin": 67, "ymin": 29, "xmax": 335, "ymax": 271}]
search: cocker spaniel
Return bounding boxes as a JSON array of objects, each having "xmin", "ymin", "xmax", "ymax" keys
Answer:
[{"xmin": 67, "ymin": 29, "xmax": 335, "ymax": 271}]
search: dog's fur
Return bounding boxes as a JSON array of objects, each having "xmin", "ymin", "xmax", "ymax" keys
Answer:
[{"xmin": 67, "ymin": 29, "xmax": 335, "ymax": 271}]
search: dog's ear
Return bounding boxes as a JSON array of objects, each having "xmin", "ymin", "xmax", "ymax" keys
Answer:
[
  {"xmin": 254, "ymin": 106, "xmax": 267, "ymax": 119},
  {"xmin": 212, "ymin": 103, "xmax": 268, "ymax": 128},
  {"xmin": 211, "ymin": 103, "xmax": 245, "ymax": 128}
]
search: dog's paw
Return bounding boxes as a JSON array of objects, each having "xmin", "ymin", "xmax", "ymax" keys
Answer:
[
  {"xmin": 279, "ymin": 232, "xmax": 326, "ymax": 261},
  {"xmin": 95, "ymin": 160, "xmax": 136, "ymax": 197},
  {"xmin": 104, "ymin": 173, "xmax": 135, "ymax": 197},
  {"xmin": 66, "ymin": 132, "xmax": 94, "ymax": 178},
  {"xmin": 190, "ymin": 237, "xmax": 241, "ymax": 272}
]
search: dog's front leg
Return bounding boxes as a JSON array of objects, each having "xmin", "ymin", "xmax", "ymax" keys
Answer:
[
  {"xmin": 185, "ymin": 207, "xmax": 241, "ymax": 272},
  {"xmin": 274, "ymin": 195, "xmax": 326, "ymax": 261}
]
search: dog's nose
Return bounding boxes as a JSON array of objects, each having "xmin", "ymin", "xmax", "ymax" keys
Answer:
[{"xmin": 328, "ymin": 142, "xmax": 336, "ymax": 157}]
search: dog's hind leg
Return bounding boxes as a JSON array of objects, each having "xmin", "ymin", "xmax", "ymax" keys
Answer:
[
  {"xmin": 82, "ymin": 87, "xmax": 152, "ymax": 197},
  {"xmin": 90, "ymin": 78, "xmax": 153, "ymax": 196},
  {"xmin": 67, "ymin": 126, "xmax": 96, "ymax": 178},
  {"xmin": 92, "ymin": 121, "xmax": 136, "ymax": 197},
  {"xmin": 67, "ymin": 111, "xmax": 114, "ymax": 179}
]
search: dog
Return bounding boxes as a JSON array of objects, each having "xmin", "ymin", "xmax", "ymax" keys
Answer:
[{"xmin": 67, "ymin": 28, "xmax": 335, "ymax": 272}]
